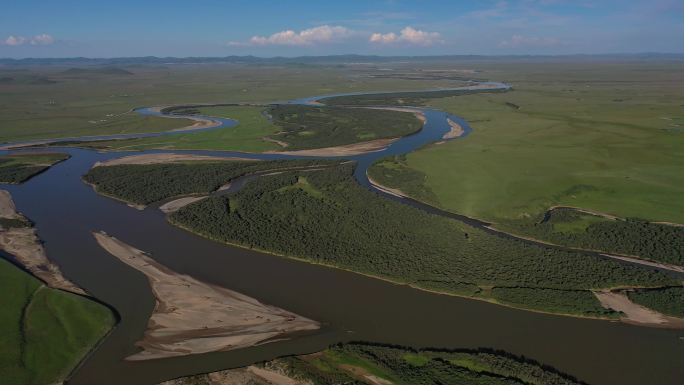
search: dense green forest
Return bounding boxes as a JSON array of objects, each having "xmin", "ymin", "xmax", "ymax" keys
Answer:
[
  {"xmin": 502, "ymin": 208, "xmax": 684, "ymax": 266},
  {"xmin": 165, "ymin": 163, "xmax": 677, "ymax": 316},
  {"xmin": 321, "ymin": 88, "xmax": 506, "ymax": 106},
  {"xmin": 82, "ymin": 159, "xmax": 337, "ymax": 205},
  {"xmin": 267, "ymin": 104, "xmax": 423, "ymax": 150},
  {"xmin": 172, "ymin": 342, "xmax": 585, "ymax": 385},
  {"xmin": 627, "ymin": 287, "xmax": 684, "ymax": 318},
  {"xmin": 0, "ymin": 153, "xmax": 69, "ymax": 184}
]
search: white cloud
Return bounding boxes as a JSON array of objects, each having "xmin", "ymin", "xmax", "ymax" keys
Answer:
[
  {"xmin": 2, "ymin": 34, "xmax": 55, "ymax": 46},
  {"xmin": 369, "ymin": 27, "xmax": 442, "ymax": 46},
  {"xmin": 4, "ymin": 35, "xmax": 27, "ymax": 46},
  {"xmin": 30, "ymin": 34, "xmax": 54, "ymax": 45},
  {"xmin": 499, "ymin": 34, "xmax": 560, "ymax": 48},
  {"xmin": 230, "ymin": 25, "xmax": 351, "ymax": 46}
]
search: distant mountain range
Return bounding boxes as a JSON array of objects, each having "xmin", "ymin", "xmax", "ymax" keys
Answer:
[{"xmin": 1, "ymin": 53, "xmax": 683, "ymax": 66}]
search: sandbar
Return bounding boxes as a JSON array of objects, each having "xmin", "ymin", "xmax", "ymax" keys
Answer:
[
  {"xmin": 594, "ymin": 290, "xmax": 684, "ymax": 328},
  {"xmin": 94, "ymin": 153, "xmax": 257, "ymax": 167},
  {"xmin": 94, "ymin": 232, "xmax": 319, "ymax": 360}
]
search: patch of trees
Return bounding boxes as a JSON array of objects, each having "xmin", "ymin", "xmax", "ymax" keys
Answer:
[
  {"xmin": 321, "ymin": 88, "xmax": 507, "ymax": 107},
  {"xmin": 627, "ymin": 287, "xmax": 684, "ymax": 318},
  {"xmin": 268, "ymin": 104, "xmax": 422, "ymax": 150},
  {"xmin": 82, "ymin": 160, "xmax": 337, "ymax": 205},
  {"xmin": 276, "ymin": 343, "xmax": 587, "ymax": 385},
  {"xmin": 169, "ymin": 164, "xmax": 675, "ymax": 315},
  {"xmin": 491, "ymin": 287, "xmax": 617, "ymax": 317},
  {"xmin": 0, "ymin": 153, "xmax": 69, "ymax": 184},
  {"xmin": 505, "ymin": 208, "xmax": 684, "ymax": 266}
]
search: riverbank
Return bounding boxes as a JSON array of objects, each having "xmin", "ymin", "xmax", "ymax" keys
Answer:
[
  {"xmin": 94, "ymin": 232, "xmax": 319, "ymax": 360},
  {"xmin": 269, "ymin": 137, "xmax": 398, "ymax": 156},
  {"xmin": 0, "ymin": 190, "xmax": 85, "ymax": 294},
  {"xmin": 94, "ymin": 153, "xmax": 257, "ymax": 167}
]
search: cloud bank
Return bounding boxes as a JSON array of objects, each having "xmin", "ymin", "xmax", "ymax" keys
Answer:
[
  {"xmin": 231, "ymin": 25, "xmax": 351, "ymax": 46},
  {"xmin": 2, "ymin": 34, "xmax": 55, "ymax": 46},
  {"xmin": 370, "ymin": 27, "xmax": 442, "ymax": 46}
]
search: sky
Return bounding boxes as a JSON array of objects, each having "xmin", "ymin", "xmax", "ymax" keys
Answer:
[{"xmin": 1, "ymin": 0, "xmax": 683, "ymax": 58}]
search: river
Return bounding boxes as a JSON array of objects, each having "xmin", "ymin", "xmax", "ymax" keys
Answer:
[{"xmin": 1, "ymin": 83, "xmax": 682, "ymax": 385}]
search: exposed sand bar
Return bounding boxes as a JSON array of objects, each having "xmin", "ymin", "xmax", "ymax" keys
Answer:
[
  {"xmin": 443, "ymin": 118, "xmax": 464, "ymax": 139},
  {"xmin": 367, "ymin": 175, "xmax": 407, "ymax": 199},
  {"xmin": 94, "ymin": 232, "xmax": 319, "ymax": 360},
  {"xmin": 270, "ymin": 137, "xmax": 398, "ymax": 157},
  {"xmin": 360, "ymin": 106, "xmax": 426, "ymax": 125},
  {"xmin": 159, "ymin": 196, "xmax": 207, "ymax": 213},
  {"xmin": 0, "ymin": 190, "xmax": 85, "ymax": 295},
  {"xmin": 95, "ymin": 153, "xmax": 258, "ymax": 167},
  {"xmin": 594, "ymin": 290, "xmax": 684, "ymax": 328}
]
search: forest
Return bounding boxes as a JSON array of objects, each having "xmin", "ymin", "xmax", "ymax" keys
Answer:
[
  {"xmin": 321, "ymin": 88, "xmax": 506, "ymax": 106},
  {"xmin": 503, "ymin": 208, "xmax": 684, "ymax": 266},
  {"xmin": 267, "ymin": 104, "xmax": 423, "ymax": 149},
  {"xmin": 0, "ymin": 153, "xmax": 69, "ymax": 184},
  {"xmin": 627, "ymin": 287, "xmax": 684, "ymax": 318},
  {"xmin": 82, "ymin": 159, "xmax": 338, "ymax": 205},
  {"xmin": 164, "ymin": 163, "xmax": 678, "ymax": 316},
  {"xmin": 172, "ymin": 342, "xmax": 586, "ymax": 385}
]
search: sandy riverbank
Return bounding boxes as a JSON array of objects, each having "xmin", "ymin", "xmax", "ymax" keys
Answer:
[
  {"xmin": 0, "ymin": 190, "xmax": 85, "ymax": 295},
  {"xmin": 443, "ymin": 118, "xmax": 464, "ymax": 139},
  {"xmin": 367, "ymin": 175, "xmax": 408, "ymax": 199},
  {"xmin": 94, "ymin": 232, "xmax": 319, "ymax": 360},
  {"xmin": 94, "ymin": 153, "xmax": 257, "ymax": 167},
  {"xmin": 270, "ymin": 137, "xmax": 398, "ymax": 157},
  {"xmin": 159, "ymin": 196, "xmax": 207, "ymax": 213},
  {"xmin": 594, "ymin": 290, "xmax": 684, "ymax": 328}
]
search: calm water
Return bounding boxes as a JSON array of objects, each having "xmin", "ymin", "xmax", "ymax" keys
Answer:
[{"xmin": 2, "ymin": 84, "xmax": 683, "ymax": 385}]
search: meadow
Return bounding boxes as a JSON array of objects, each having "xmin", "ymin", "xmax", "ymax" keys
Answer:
[
  {"xmin": 369, "ymin": 62, "xmax": 684, "ymax": 225},
  {"xmin": 0, "ymin": 258, "xmax": 114, "ymax": 385},
  {"xmin": 0, "ymin": 63, "xmax": 463, "ymax": 145}
]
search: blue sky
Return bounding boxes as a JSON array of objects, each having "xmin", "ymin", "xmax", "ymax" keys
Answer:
[{"xmin": 1, "ymin": 0, "xmax": 683, "ymax": 58}]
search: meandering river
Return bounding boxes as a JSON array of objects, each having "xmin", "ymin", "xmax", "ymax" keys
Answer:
[{"xmin": 1, "ymin": 83, "xmax": 683, "ymax": 385}]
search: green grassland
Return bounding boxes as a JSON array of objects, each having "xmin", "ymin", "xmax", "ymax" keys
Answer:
[
  {"xmin": 79, "ymin": 106, "xmax": 281, "ymax": 152},
  {"xmin": 0, "ymin": 64, "xmax": 466, "ymax": 144},
  {"xmin": 85, "ymin": 161, "xmax": 683, "ymax": 316},
  {"xmin": 0, "ymin": 258, "xmax": 114, "ymax": 385},
  {"xmin": 0, "ymin": 152, "xmax": 69, "ymax": 183},
  {"xmin": 369, "ymin": 62, "xmax": 684, "ymax": 225},
  {"xmin": 173, "ymin": 343, "xmax": 585, "ymax": 385}
]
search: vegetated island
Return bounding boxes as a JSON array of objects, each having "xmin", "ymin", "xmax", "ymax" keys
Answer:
[
  {"xmin": 160, "ymin": 342, "xmax": 586, "ymax": 385},
  {"xmin": 83, "ymin": 159, "xmax": 684, "ymax": 326},
  {"xmin": 0, "ymin": 152, "xmax": 69, "ymax": 183},
  {"xmin": 94, "ymin": 232, "xmax": 319, "ymax": 360},
  {"xmin": 0, "ymin": 190, "xmax": 114, "ymax": 385}
]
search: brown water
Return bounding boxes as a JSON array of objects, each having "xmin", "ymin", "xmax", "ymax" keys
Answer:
[{"xmin": 1, "ymin": 84, "xmax": 682, "ymax": 385}]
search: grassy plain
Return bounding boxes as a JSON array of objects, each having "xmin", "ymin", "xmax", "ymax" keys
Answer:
[
  {"xmin": 0, "ymin": 258, "xmax": 114, "ymax": 385},
  {"xmin": 0, "ymin": 152, "xmax": 69, "ymax": 183},
  {"xmin": 369, "ymin": 62, "xmax": 684, "ymax": 224},
  {"xmin": 0, "ymin": 64, "xmax": 464, "ymax": 145}
]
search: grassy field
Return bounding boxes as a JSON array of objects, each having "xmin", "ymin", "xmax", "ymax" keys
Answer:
[
  {"xmin": 0, "ymin": 258, "xmax": 114, "ymax": 385},
  {"xmin": 81, "ymin": 106, "xmax": 281, "ymax": 152},
  {"xmin": 170, "ymin": 342, "xmax": 585, "ymax": 385},
  {"xmin": 0, "ymin": 64, "xmax": 465, "ymax": 145},
  {"xmin": 0, "ymin": 152, "xmax": 69, "ymax": 183},
  {"xmin": 369, "ymin": 62, "xmax": 684, "ymax": 225},
  {"xmin": 86, "ymin": 161, "xmax": 682, "ymax": 317}
]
